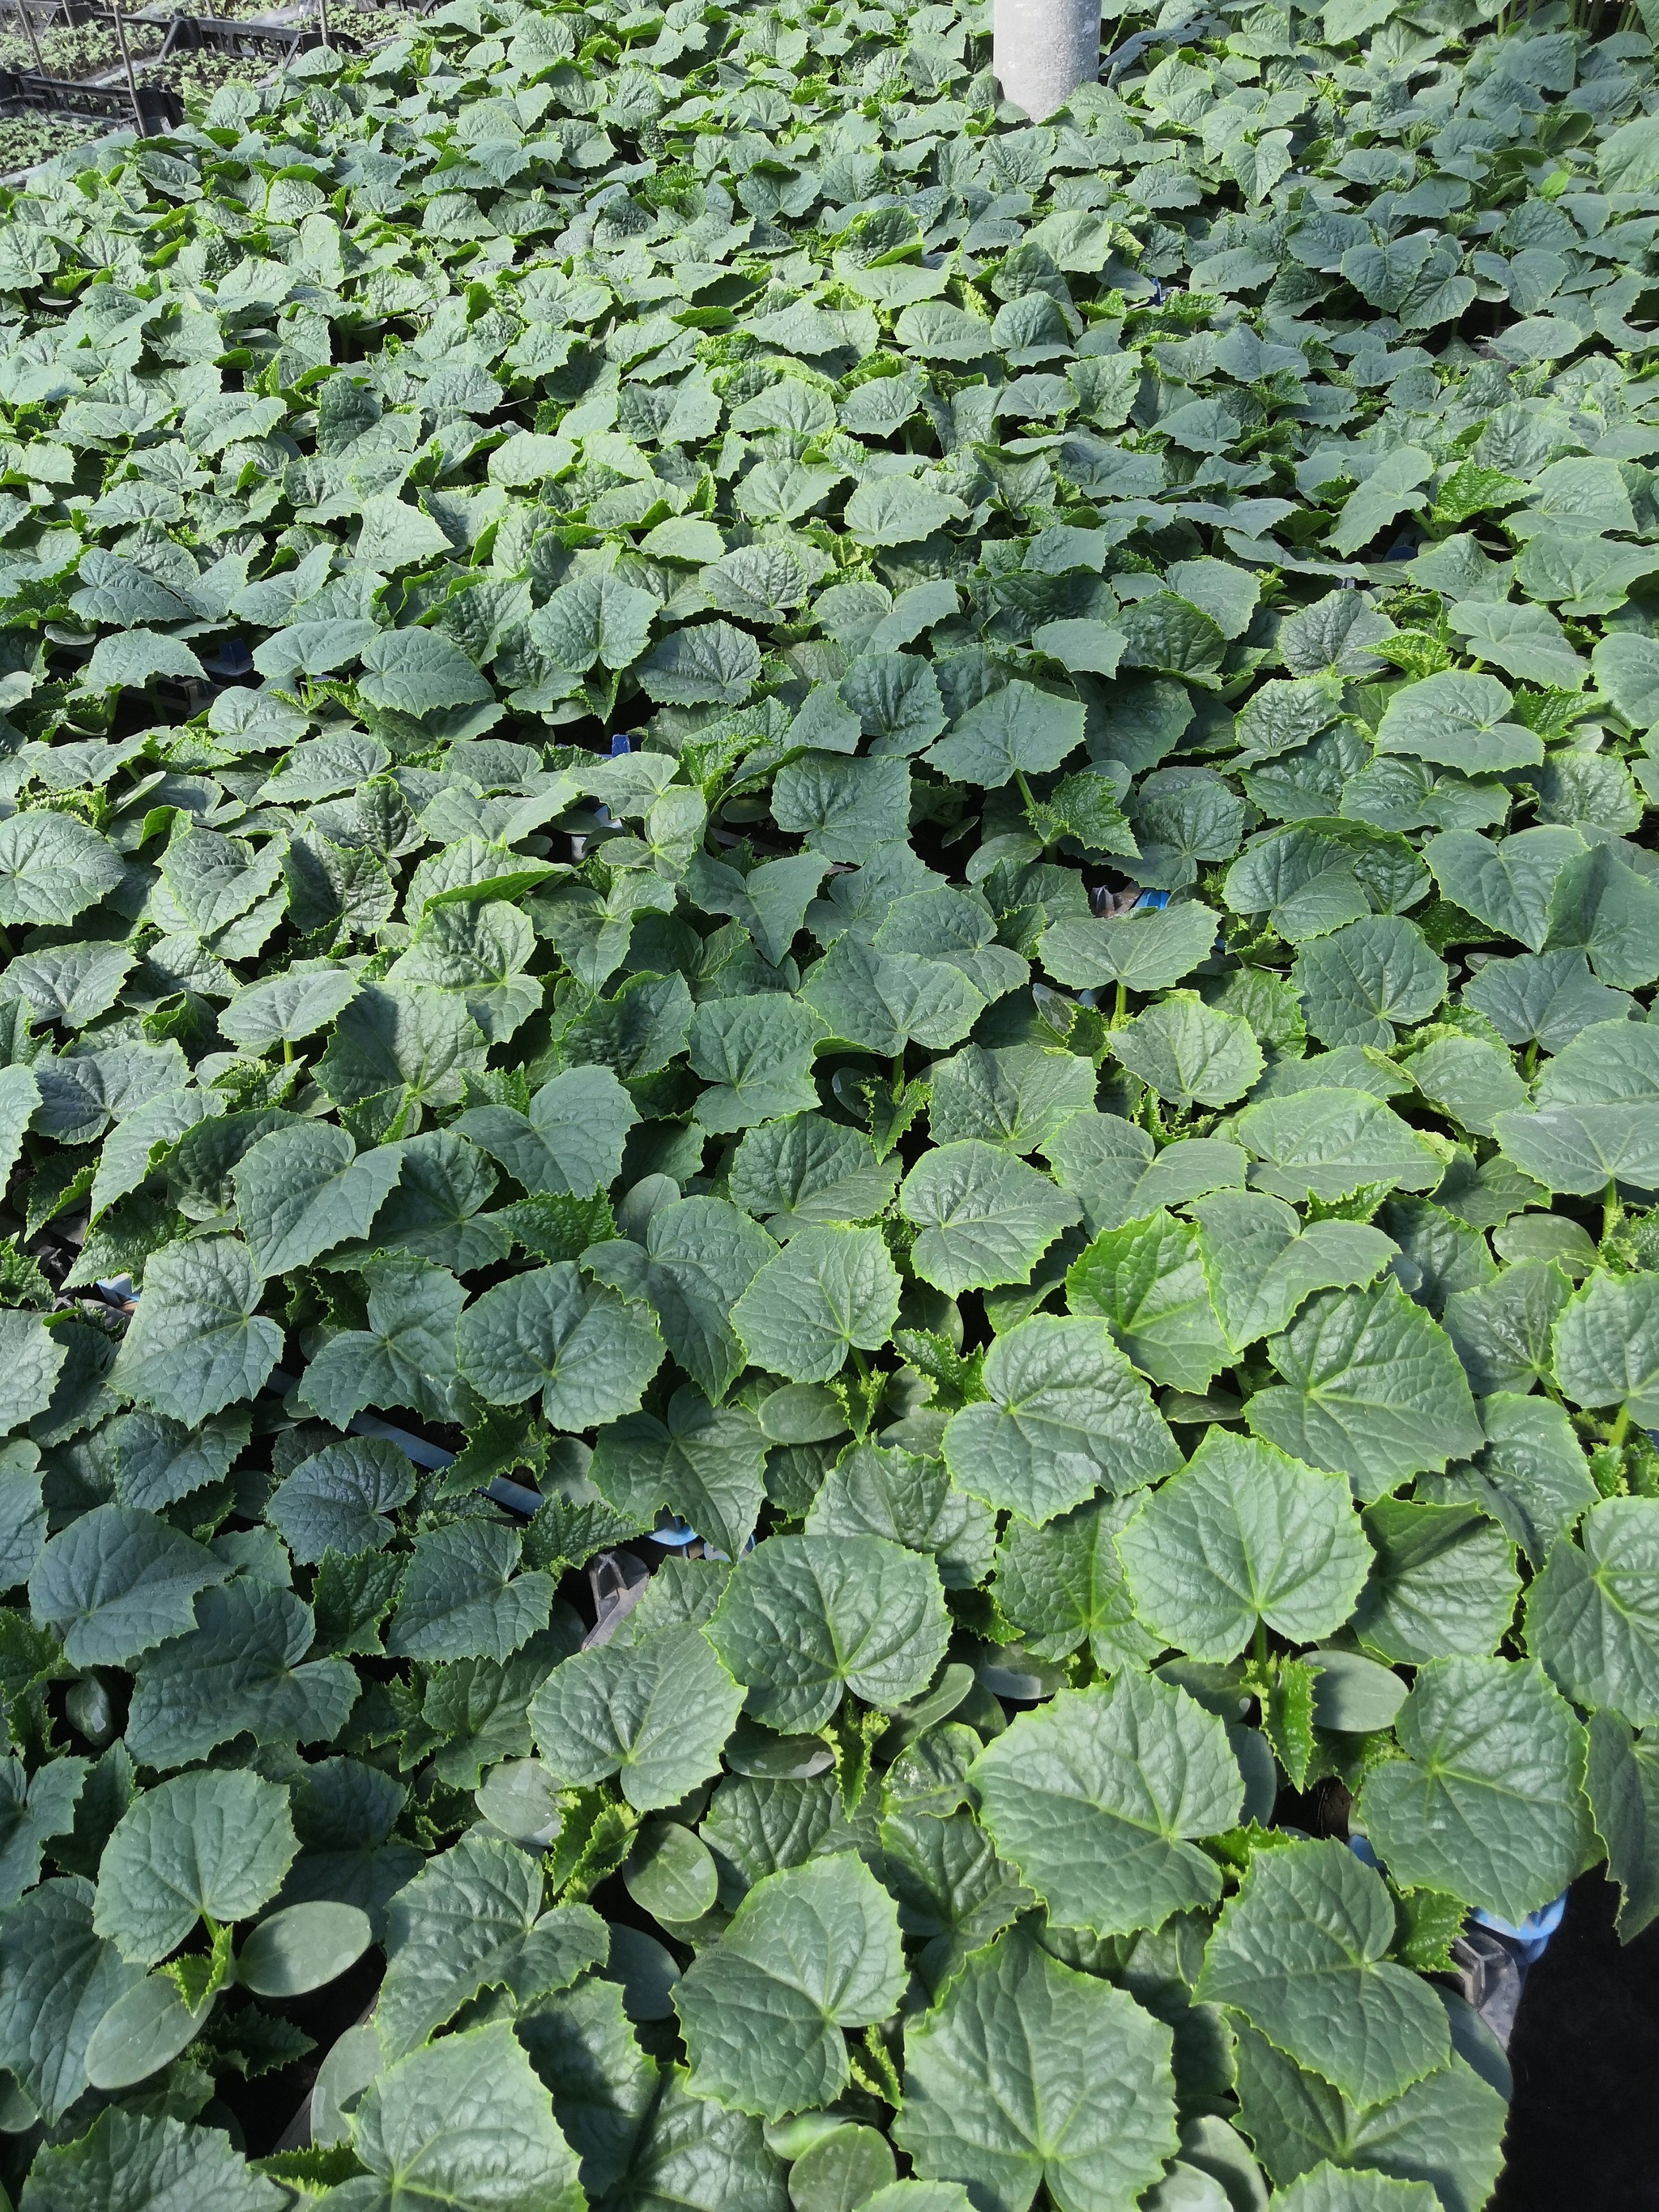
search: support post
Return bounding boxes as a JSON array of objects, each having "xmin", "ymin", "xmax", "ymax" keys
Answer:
[
  {"xmin": 107, "ymin": 0, "xmax": 144, "ymax": 133},
  {"xmin": 992, "ymin": 0, "xmax": 1100, "ymax": 120},
  {"xmin": 15, "ymin": 0, "xmax": 46, "ymax": 76}
]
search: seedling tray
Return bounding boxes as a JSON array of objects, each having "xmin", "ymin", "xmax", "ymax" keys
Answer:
[
  {"xmin": 153, "ymin": 11, "xmax": 331, "ymax": 57},
  {"xmin": 0, "ymin": 62, "xmax": 178, "ymax": 128}
]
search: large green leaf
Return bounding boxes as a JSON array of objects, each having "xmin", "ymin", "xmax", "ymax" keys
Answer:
[
  {"xmin": 731, "ymin": 1225, "xmax": 902, "ymax": 1383},
  {"xmin": 377, "ymin": 1831, "xmax": 605, "ymax": 2059},
  {"xmin": 1246, "ymin": 1284, "xmax": 1482, "ymax": 1497},
  {"xmin": 529, "ymin": 1624, "xmax": 743, "ymax": 1808},
  {"xmin": 942, "ymin": 1314, "xmax": 1180, "ymax": 1523},
  {"xmin": 1116, "ymin": 1431, "xmax": 1371, "ymax": 1660},
  {"xmin": 1525, "ymin": 1498, "xmax": 1659, "ymax": 1727},
  {"xmin": 344, "ymin": 2020, "xmax": 585, "ymax": 2212},
  {"xmin": 707, "ymin": 1533, "xmax": 949, "ymax": 1733},
  {"xmin": 675, "ymin": 1855, "xmax": 906, "ymax": 2120},
  {"xmin": 1197, "ymin": 1840, "xmax": 1448, "ymax": 2103},
  {"xmin": 1357, "ymin": 1657, "xmax": 1593, "ymax": 1920},
  {"xmin": 895, "ymin": 1929, "xmax": 1179, "ymax": 2212},
  {"xmin": 1065, "ymin": 1211, "xmax": 1233, "ymax": 1391},
  {"xmin": 973, "ymin": 1675, "xmax": 1243, "ymax": 1937},
  {"xmin": 899, "ymin": 1141, "xmax": 1079, "ymax": 1296},
  {"xmin": 93, "ymin": 1769, "xmax": 296, "ymax": 1966}
]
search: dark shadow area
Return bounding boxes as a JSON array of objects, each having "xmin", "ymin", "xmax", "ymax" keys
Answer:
[{"xmin": 1495, "ymin": 1872, "xmax": 1659, "ymax": 2210}]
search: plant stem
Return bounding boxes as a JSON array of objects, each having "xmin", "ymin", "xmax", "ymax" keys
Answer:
[
  {"xmin": 1253, "ymin": 1618, "xmax": 1268, "ymax": 1668},
  {"xmin": 1604, "ymin": 1178, "xmax": 1622, "ymax": 1242},
  {"xmin": 1112, "ymin": 980, "xmax": 1127, "ymax": 1027},
  {"xmin": 1610, "ymin": 1404, "xmax": 1631, "ymax": 1450}
]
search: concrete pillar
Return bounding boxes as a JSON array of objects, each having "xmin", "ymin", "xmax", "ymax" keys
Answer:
[{"xmin": 993, "ymin": 0, "xmax": 1101, "ymax": 121}]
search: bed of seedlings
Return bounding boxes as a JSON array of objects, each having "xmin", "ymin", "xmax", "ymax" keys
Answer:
[{"xmin": 0, "ymin": 0, "xmax": 1657, "ymax": 2206}]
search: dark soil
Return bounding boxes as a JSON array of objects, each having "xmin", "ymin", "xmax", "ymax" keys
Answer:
[{"xmin": 1495, "ymin": 1872, "xmax": 1659, "ymax": 2211}]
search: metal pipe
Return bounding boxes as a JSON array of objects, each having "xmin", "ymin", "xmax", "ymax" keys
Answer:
[
  {"xmin": 106, "ymin": 0, "xmax": 143, "ymax": 134},
  {"xmin": 992, "ymin": 0, "xmax": 1100, "ymax": 120},
  {"xmin": 15, "ymin": 0, "xmax": 46, "ymax": 77}
]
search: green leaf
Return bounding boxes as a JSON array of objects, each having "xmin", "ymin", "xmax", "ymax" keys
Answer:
[
  {"xmin": 1585, "ymin": 1710, "xmax": 1659, "ymax": 1941},
  {"xmin": 895, "ymin": 1928, "xmax": 1178, "ymax": 2212},
  {"xmin": 1111, "ymin": 994, "xmax": 1263, "ymax": 1108},
  {"xmin": 1232, "ymin": 2026, "xmax": 1506, "ymax": 2212},
  {"xmin": 1234, "ymin": 1090, "xmax": 1444, "ymax": 1205},
  {"xmin": 707, "ymin": 1532, "xmax": 949, "ymax": 1734},
  {"xmin": 1065, "ymin": 1212, "xmax": 1233, "ymax": 1392},
  {"xmin": 0, "ymin": 811, "xmax": 125, "ymax": 927},
  {"xmin": 942, "ymin": 1314, "xmax": 1179, "ymax": 1522},
  {"xmin": 601, "ymin": 2068, "xmax": 786, "ymax": 2212},
  {"xmin": 530, "ymin": 1624, "xmax": 743, "ymax": 1809},
  {"xmin": 16, "ymin": 2108, "xmax": 280, "ymax": 2212},
  {"xmin": 688, "ymin": 993, "xmax": 829, "ymax": 1131},
  {"xmin": 1357, "ymin": 1657, "xmax": 1593, "ymax": 1922},
  {"xmin": 1525, "ymin": 1498, "xmax": 1659, "ymax": 1727},
  {"xmin": 1039, "ymin": 900, "xmax": 1221, "ymax": 992},
  {"xmin": 93, "ymin": 1769, "xmax": 297, "ymax": 1966},
  {"xmin": 928, "ymin": 1044, "xmax": 1096, "ymax": 1155},
  {"xmin": 1117, "ymin": 1431, "xmax": 1371, "ymax": 1661},
  {"xmin": 1422, "ymin": 827, "xmax": 1585, "ymax": 951},
  {"xmin": 386, "ymin": 1518, "xmax": 554, "ymax": 1664},
  {"xmin": 926, "ymin": 681, "xmax": 1085, "ymax": 788},
  {"xmin": 1494, "ymin": 1018, "xmax": 1659, "ymax": 1194},
  {"xmin": 28, "ymin": 1503, "xmax": 230, "ymax": 1668},
  {"xmin": 344, "ymin": 2020, "xmax": 584, "ymax": 2212},
  {"xmin": 805, "ymin": 1441, "xmax": 996, "ymax": 1591},
  {"xmin": 233, "ymin": 1121, "xmax": 403, "ymax": 1277},
  {"xmin": 1192, "ymin": 1192, "xmax": 1396, "ymax": 1352},
  {"xmin": 1553, "ymin": 1270, "xmax": 1659, "ymax": 1424},
  {"xmin": 992, "ymin": 1494, "xmax": 1162, "ymax": 1672},
  {"xmin": 457, "ymin": 1263, "xmax": 663, "ymax": 1427},
  {"xmin": 126, "ymin": 1578, "xmax": 359, "ymax": 1769},
  {"xmin": 377, "ymin": 1831, "xmax": 605, "ymax": 2060},
  {"xmin": 729, "ymin": 1114, "xmax": 898, "ymax": 1233},
  {"xmin": 899, "ymin": 1141, "xmax": 1080, "ymax": 1296},
  {"xmin": 0, "ymin": 1877, "xmax": 143, "ymax": 2122},
  {"xmin": 974, "ymin": 1674, "xmax": 1242, "ymax": 1937},
  {"xmin": 236, "ymin": 1902, "xmax": 371, "ymax": 1998},
  {"xmin": 586, "ymin": 1197, "xmax": 776, "ymax": 1403},
  {"xmin": 267, "ymin": 1438, "xmax": 416, "ymax": 1565},
  {"xmin": 1353, "ymin": 1501, "xmax": 1520, "ymax": 1664},
  {"xmin": 1292, "ymin": 920, "xmax": 1448, "ymax": 1050},
  {"xmin": 802, "ymin": 938, "xmax": 985, "ymax": 1059},
  {"xmin": 515, "ymin": 1973, "xmax": 660, "ymax": 2199},
  {"xmin": 1374, "ymin": 671, "xmax": 1543, "ymax": 775},
  {"xmin": 675, "ymin": 1855, "xmax": 906, "ymax": 2120},
  {"xmin": 1197, "ymin": 1838, "xmax": 1448, "ymax": 2103},
  {"xmin": 591, "ymin": 1393, "xmax": 769, "ymax": 1564},
  {"xmin": 219, "ymin": 964, "xmax": 363, "ymax": 1050},
  {"xmin": 456, "ymin": 1064, "xmax": 639, "ymax": 1196},
  {"xmin": 731, "ymin": 1225, "xmax": 902, "ymax": 1384},
  {"xmin": 108, "ymin": 1236, "xmax": 284, "ymax": 1427},
  {"xmin": 1246, "ymin": 1283, "xmax": 1482, "ymax": 1499}
]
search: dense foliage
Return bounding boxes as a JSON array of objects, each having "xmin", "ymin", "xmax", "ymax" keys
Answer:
[{"xmin": 1, "ymin": 0, "xmax": 1659, "ymax": 2206}]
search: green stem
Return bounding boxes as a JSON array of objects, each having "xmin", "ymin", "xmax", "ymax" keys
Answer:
[
  {"xmin": 891, "ymin": 1051, "xmax": 905, "ymax": 1091},
  {"xmin": 1610, "ymin": 1403, "xmax": 1631, "ymax": 1450},
  {"xmin": 1014, "ymin": 767, "xmax": 1038, "ymax": 820},
  {"xmin": 1112, "ymin": 980, "xmax": 1128, "ymax": 1027},
  {"xmin": 1253, "ymin": 1618, "xmax": 1269, "ymax": 1668},
  {"xmin": 283, "ymin": 1037, "xmax": 294, "ymax": 1064},
  {"xmin": 1604, "ymin": 1178, "xmax": 1622, "ymax": 1243}
]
